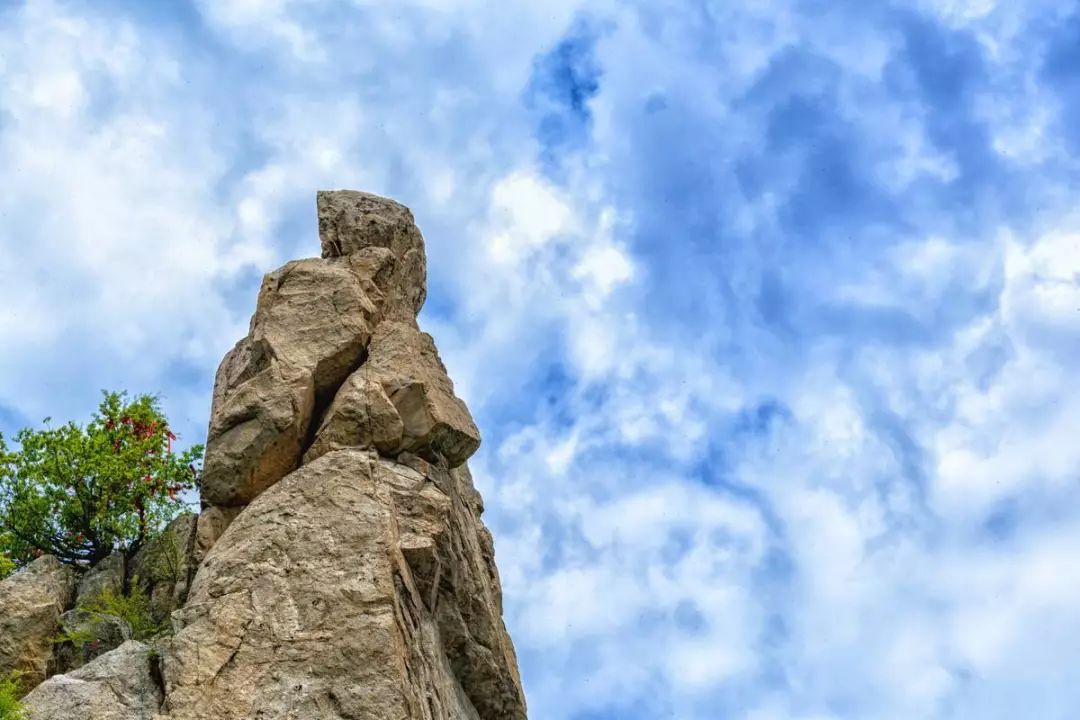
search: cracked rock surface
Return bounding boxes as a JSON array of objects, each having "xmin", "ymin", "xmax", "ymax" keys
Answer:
[
  {"xmin": 23, "ymin": 641, "xmax": 162, "ymax": 720},
  {"xmin": 0, "ymin": 556, "xmax": 75, "ymax": 690},
  {"xmin": 174, "ymin": 191, "xmax": 525, "ymax": 718}
]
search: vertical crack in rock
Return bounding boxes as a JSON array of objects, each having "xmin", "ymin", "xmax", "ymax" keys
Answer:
[{"xmin": 154, "ymin": 191, "xmax": 527, "ymax": 719}]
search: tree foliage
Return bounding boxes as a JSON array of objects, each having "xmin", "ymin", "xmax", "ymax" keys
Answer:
[{"xmin": 0, "ymin": 392, "xmax": 202, "ymax": 569}]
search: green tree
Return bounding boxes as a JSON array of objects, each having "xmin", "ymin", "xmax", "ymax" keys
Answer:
[{"xmin": 0, "ymin": 392, "xmax": 202, "ymax": 570}]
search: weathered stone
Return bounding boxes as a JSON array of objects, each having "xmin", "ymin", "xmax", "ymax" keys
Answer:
[
  {"xmin": 303, "ymin": 368, "xmax": 404, "ymax": 464},
  {"xmin": 201, "ymin": 345, "xmax": 315, "ymax": 507},
  {"xmin": 51, "ymin": 610, "xmax": 133, "ymax": 675},
  {"xmin": 74, "ymin": 553, "xmax": 124, "ymax": 605},
  {"xmin": 201, "ymin": 257, "xmax": 380, "ymax": 507},
  {"xmin": 0, "ymin": 556, "xmax": 76, "ymax": 691},
  {"xmin": 413, "ymin": 462, "xmax": 523, "ymax": 719},
  {"xmin": 161, "ymin": 449, "xmax": 525, "ymax": 720},
  {"xmin": 23, "ymin": 641, "xmax": 162, "ymax": 720},
  {"xmin": 249, "ymin": 258, "xmax": 379, "ymax": 395},
  {"xmin": 130, "ymin": 514, "xmax": 199, "ymax": 624},
  {"xmin": 317, "ymin": 190, "xmax": 427, "ymax": 320},
  {"xmin": 192, "ymin": 506, "xmax": 242, "ymax": 566},
  {"xmin": 362, "ymin": 321, "xmax": 481, "ymax": 467}
]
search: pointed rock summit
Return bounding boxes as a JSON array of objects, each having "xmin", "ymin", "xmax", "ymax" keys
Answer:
[
  {"xmin": 170, "ymin": 191, "xmax": 526, "ymax": 719},
  {"xmin": 17, "ymin": 191, "xmax": 528, "ymax": 720}
]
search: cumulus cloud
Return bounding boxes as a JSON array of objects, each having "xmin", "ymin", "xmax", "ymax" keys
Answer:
[{"xmin": 3, "ymin": 0, "xmax": 1080, "ymax": 718}]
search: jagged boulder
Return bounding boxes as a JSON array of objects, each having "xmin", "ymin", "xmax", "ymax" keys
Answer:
[
  {"xmin": 310, "ymin": 321, "xmax": 480, "ymax": 467},
  {"xmin": 73, "ymin": 554, "xmax": 124, "ymax": 604},
  {"xmin": 23, "ymin": 641, "xmax": 162, "ymax": 720},
  {"xmin": 201, "ymin": 354, "xmax": 315, "ymax": 507},
  {"xmin": 0, "ymin": 555, "xmax": 76, "ymax": 691},
  {"xmin": 302, "ymin": 369, "xmax": 404, "ymax": 463},
  {"xmin": 200, "ymin": 255, "xmax": 382, "ymax": 507},
  {"xmin": 317, "ymin": 190, "xmax": 427, "ymax": 320},
  {"xmin": 161, "ymin": 449, "xmax": 525, "ymax": 720}
]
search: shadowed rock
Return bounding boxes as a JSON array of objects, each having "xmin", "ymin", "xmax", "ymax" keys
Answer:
[
  {"xmin": 0, "ymin": 556, "xmax": 76, "ymax": 691},
  {"xmin": 24, "ymin": 641, "xmax": 162, "ymax": 720},
  {"xmin": 302, "ymin": 369, "xmax": 404, "ymax": 463}
]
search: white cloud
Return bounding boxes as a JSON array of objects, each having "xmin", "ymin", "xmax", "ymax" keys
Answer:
[
  {"xmin": 0, "ymin": 1, "xmax": 258, "ymax": 434},
  {"xmin": 4, "ymin": 1, "xmax": 1080, "ymax": 719}
]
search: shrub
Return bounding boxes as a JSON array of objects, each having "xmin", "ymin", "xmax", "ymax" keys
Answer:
[
  {"xmin": 0, "ymin": 551, "xmax": 13, "ymax": 581},
  {"xmin": 0, "ymin": 392, "xmax": 203, "ymax": 569},
  {"xmin": 55, "ymin": 583, "xmax": 167, "ymax": 658},
  {"xmin": 0, "ymin": 673, "xmax": 25, "ymax": 720}
]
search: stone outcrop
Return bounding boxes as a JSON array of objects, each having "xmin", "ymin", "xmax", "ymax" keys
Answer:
[
  {"xmin": 161, "ymin": 449, "xmax": 523, "ymax": 719},
  {"xmin": 304, "ymin": 322, "xmax": 481, "ymax": 467},
  {"xmin": 201, "ymin": 191, "xmax": 430, "ymax": 509},
  {"xmin": 24, "ymin": 641, "xmax": 162, "ymax": 720},
  {"xmin": 0, "ymin": 555, "xmax": 76, "ymax": 690},
  {"xmin": 130, "ymin": 513, "xmax": 199, "ymax": 624},
  {"xmin": 7, "ymin": 190, "xmax": 526, "ymax": 719},
  {"xmin": 177, "ymin": 190, "xmax": 525, "ymax": 718},
  {"xmin": 317, "ymin": 190, "xmax": 427, "ymax": 320}
]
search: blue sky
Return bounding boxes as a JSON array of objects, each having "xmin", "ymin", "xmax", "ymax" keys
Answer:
[{"xmin": 3, "ymin": 0, "xmax": 1080, "ymax": 717}]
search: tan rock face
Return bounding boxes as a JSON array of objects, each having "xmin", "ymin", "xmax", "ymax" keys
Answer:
[
  {"xmin": 0, "ymin": 555, "xmax": 76, "ymax": 691},
  {"xmin": 356, "ymin": 321, "xmax": 481, "ymax": 467},
  {"xmin": 317, "ymin": 190, "xmax": 427, "ymax": 320},
  {"xmin": 163, "ymin": 190, "xmax": 522, "ymax": 719},
  {"xmin": 200, "ymin": 257, "xmax": 380, "ymax": 506},
  {"xmin": 23, "ymin": 641, "xmax": 162, "ymax": 720},
  {"xmin": 162, "ymin": 449, "xmax": 525, "ymax": 720}
]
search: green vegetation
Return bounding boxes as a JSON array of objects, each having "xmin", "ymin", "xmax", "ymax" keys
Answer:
[
  {"xmin": 0, "ymin": 673, "xmax": 25, "ymax": 720},
  {"xmin": 138, "ymin": 526, "xmax": 187, "ymax": 590},
  {"xmin": 0, "ymin": 545, "xmax": 13, "ymax": 581},
  {"xmin": 0, "ymin": 392, "xmax": 202, "ymax": 570},
  {"xmin": 56, "ymin": 584, "xmax": 165, "ymax": 652}
]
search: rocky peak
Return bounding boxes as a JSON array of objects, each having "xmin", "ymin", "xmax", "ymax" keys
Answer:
[
  {"xmin": 175, "ymin": 191, "xmax": 524, "ymax": 719},
  {"xmin": 317, "ymin": 189, "xmax": 428, "ymax": 320},
  {"xmin": 14, "ymin": 191, "xmax": 527, "ymax": 720}
]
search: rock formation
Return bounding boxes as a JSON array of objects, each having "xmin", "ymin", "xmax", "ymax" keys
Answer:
[
  {"xmin": 0, "ymin": 556, "xmax": 75, "ymax": 689},
  {"xmin": 23, "ymin": 641, "xmax": 162, "ymax": 720},
  {"xmin": 165, "ymin": 190, "xmax": 525, "ymax": 719},
  {"xmin": 4, "ymin": 190, "xmax": 525, "ymax": 719}
]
